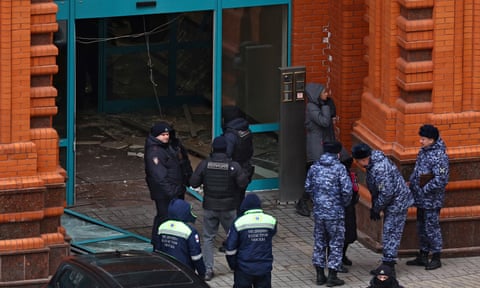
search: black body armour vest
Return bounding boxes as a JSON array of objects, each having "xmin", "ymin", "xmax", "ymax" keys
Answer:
[{"xmin": 203, "ymin": 160, "xmax": 236, "ymax": 211}]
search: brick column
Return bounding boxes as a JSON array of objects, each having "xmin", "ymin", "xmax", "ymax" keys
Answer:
[
  {"xmin": 0, "ymin": 1, "xmax": 69, "ymax": 287},
  {"xmin": 353, "ymin": 0, "xmax": 480, "ymax": 256}
]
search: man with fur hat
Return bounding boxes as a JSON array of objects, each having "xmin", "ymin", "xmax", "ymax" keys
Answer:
[
  {"xmin": 144, "ymin": 121, "xmax": 193, "ymax": 250},
  {"xmin": 296, "ymin": 83, "xmax": 337, "ymax": 217},
  {"xmin": 406, "ymin": 124, "xmax": 449, "ymax": 270},
  {"xmin": 351, "ymin": 143, "xmax": 414, "ymax": 277},
  {"xmin": 190, "ymin": 135, "xmax": 249, "ymax": 281},
  {"xmin": 224, "ymin": 194, "xmax": 277, "ymax": 288},
  {"xmin": 157, "ymin": 199, "xmax": 206, "ymax": 279},
  {"xmin": 305, "ymin": 140, "xmax": 352, "ymax": 286}
]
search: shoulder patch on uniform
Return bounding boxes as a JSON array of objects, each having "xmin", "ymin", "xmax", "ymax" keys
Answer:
[
  {"xmin": 153, "ymin": 157, "xmax": 159, "ymax": 165},
  {"xmin": 195, "ymin": 234, "xmax": 200, "ymax": 243}
]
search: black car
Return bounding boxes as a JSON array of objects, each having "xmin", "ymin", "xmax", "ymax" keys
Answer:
[{"xmin": 45, "ymin": 250, "xmax": 210, "ymax": 288}]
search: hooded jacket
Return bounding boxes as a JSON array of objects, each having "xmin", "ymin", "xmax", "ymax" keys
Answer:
[
  {"xmin": 409, "ymin": 138, "xmax": 449, "ymax": 209},
  {"xmin": 157, "ymin": 199, "xmax": 206, "ymax": 276},
  {"xmin": 224, "ymin": 194, "xmax": 277, "ymax": 276},
  {"xmin": 305, "ymin": 83, "xmax": 337, "ymax": 162},
  {"xmin": 223, "ymin": 117, "xmax": 253, "ymax": 166},
  {"xmin": 365, "ymin": 150, "xmax": 414, "ymax": 213}
]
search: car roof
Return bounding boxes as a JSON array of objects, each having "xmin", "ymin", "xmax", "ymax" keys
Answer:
[{"xmin": 63, "ymin": 250, "xmax": 209, "ymax": 288}]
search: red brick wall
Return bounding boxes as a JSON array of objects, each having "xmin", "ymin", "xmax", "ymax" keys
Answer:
[
  {"xmin": 291, "ymin": 0, "xmax": 368, "ymax": 149},
  {"xmin": 0, "ymin": 1, "xmax": 68, "ymax": 286}
]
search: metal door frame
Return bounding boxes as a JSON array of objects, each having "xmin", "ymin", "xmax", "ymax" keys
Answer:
[{"xmin": 55, "ymin": 0, "xmax": 291, "ymax": 205}]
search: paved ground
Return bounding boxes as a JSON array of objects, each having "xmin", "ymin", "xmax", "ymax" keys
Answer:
[
  {"xmin": 70, "ymin": 113, "xmax": 480, "ymax": 288},
  {"xmin": 71, "ymin": 186, "xmax": 480, "ymax": 288}
]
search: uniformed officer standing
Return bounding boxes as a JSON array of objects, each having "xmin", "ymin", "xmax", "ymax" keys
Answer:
[
  {"xmin": 406, "ymin": 124, "xmax": 449, "ymax": 270},
  {"xmin": 352, "ymin": 143, "xmax": 414, "ymax": 276},
  {"xmin": 157, "ymin": 198, "xmax": 206, "ymax": 278},
  {"xmin": 144, "ymin": 121, "xmax": 192, "ymax": 250},
  {"xmin": 190, "ymin": 136, "xmax": 249, "ymax": 281},
  {"xmin": 225, "ymin": 194, "xmax": 277, "ymax": 288},
  {"xmin": 305, "ymin": 141, "xmax": 352, "ymax": 286}
]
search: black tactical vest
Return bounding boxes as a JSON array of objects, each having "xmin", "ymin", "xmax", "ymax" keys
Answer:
[{"xmin": 203, "ymin": 160, "xmax": 236, "ymax": 211}]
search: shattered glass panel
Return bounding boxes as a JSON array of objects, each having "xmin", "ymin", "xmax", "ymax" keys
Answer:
[{"xmin": 62, "ymin": 213, "xmax": 151, "ymax": 253}]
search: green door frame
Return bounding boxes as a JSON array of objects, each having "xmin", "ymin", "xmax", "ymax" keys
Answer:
[{"xmin": 55, "ymin": 0, "xmax": 291, "ymax": 206}]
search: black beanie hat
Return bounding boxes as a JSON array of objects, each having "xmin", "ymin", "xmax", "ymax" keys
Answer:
[
  {"xmin": 212, "ymin": 136, "xmax": 228, "ymax": 152},
  {"xmin": 352, "ymin": 143, "xmax": 372, "ymax": 159},
  {"xmin": 419, "ymin": 124, "xmax": 439, "ymax": 141},
  {"xmin": 323, "ymin": 141, "xmax": 342, "ymax": 154},
  {"xmin": 151, "ymin": 121, "xmax": 172, "ymax": 137}
]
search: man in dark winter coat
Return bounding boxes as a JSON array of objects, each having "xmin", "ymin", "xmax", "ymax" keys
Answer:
[
  {"xmin": 225, "ymin": 194, "xmax": 277, "ymax": 288},
  {"xmin": 352, "ymin": 143, "xmax": 414, "ymax": 277},
  {"xmin": 296, "ymin": 83, "xmax": 337, "ymax": 217},
  {"xmin": 157, "ymin": 199, "xmax": 206, "ymax": 279},
  {"xmin": 190, "ymin": 136, "xmax": 249, "ymax": 281},
  {"xmin": 144, "ymin": 121, "xmax": 193, "ymax": 250},
  {"xmin": 222, "ymin": 105, "xmax": 254, "ymax": 214},
  {"xmin": 305, "ymin": 141, "xmax": 352, "ymax": 286},
  {"xmin": 406, "ymin": 124, "xmax": 449, "ymax": 270}
]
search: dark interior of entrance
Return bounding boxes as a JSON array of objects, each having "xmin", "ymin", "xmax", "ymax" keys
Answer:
[{"xmin": 53, "ymin": 7, "xmax": 285, "ymax": 202}]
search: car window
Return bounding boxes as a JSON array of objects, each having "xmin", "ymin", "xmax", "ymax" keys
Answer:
[{"xmin": 54, "ymin": 268, "xmax": 101, "ymax": 288}]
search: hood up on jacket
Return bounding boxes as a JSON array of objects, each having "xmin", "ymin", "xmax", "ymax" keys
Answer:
[
  {"xmin": 168, "ymin": 199, "xmax": 197, "ymax": 223},
  {"xmin": 305, "ymin": 83, "xmax": 325, "ymax": 105},
  {"xmin": 239, "ymin": 194, "xmax": 262, "ymax": 214}
]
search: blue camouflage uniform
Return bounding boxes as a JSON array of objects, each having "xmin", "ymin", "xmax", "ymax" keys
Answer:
[
  {"xmin": 305, "ymin": 152, "xmax": 352, "ymax": 271},
  {"xmin": 409, "ymin": 138, "xmax": 449, "ymax": 253},
  {"xmin": 157, "ymin": 199, "xmax": 206, "ymax": 278},
  {"xmin": 366, "ymin": 150, "xmax": 414, "ymax": 263}
]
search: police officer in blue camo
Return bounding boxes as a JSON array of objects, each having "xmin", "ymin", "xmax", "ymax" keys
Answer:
[
  {"xmin": 189, "ymin": 135, "xmax": 250, "ymax": 281},
  {"xmin": 351, "ymin": 143, "xmax": 414, "ymax": 277},
  {"xmin": 157, "ymin": 198, "xmax": 206, "ymax": 278},
  {"xmin": 305, "ymin": 141, "xmax": 352, "ymax": 286},
  {"xmin": 406, "ymin": 124, "xmax": 449, "ymax": 270},
  {"xmin": 225, "ymin": 194, "xmax": 277, "ymax": 288}
]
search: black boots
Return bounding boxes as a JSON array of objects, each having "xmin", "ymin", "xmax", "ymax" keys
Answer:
[
  {"xmin": 326, "ymin": 268, "xmax": 344, "ymax": 287},
  {"xmin": 425, "ymin": 252, "xmax": 442, "ymax": 270},
  {"xmin": 295, "ymin": 198, "xmax": 310, "ymax": 217},
  {"xmin": 407, "ymin": 251, "xmax": 441, "ymax": 270},
  {"xmin": 315, "ymin": 266, "xmax": 326, "ymax": 285},
  {"xmin": 406, "ymin": 250, "xmax": 429, "ymax": 266}
]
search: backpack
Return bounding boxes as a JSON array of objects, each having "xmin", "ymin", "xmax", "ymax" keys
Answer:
[{"xmin": 227, "ymin": 128, "xmax": 253, "ymax": 164}]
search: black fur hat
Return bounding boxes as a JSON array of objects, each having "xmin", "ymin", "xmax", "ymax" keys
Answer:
[
  {"xmin": 323, "ymin": 141, "xmax": 342, "ymax": 154},
  {"xmin": 352, "ymin": 143, "xmax": 372, "ymax": 159},
  {"xmin": 419, "ymin": 124, "xmax": 439, "ymax": 141}
]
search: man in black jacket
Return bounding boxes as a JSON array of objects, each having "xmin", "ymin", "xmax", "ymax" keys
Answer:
[
  {"xmin": 222, "ymin": 105, "xmax": 254, "ymax": 215},
  {"xmin": 144, "ymin": 121, "xmax": 192, "ymax": 250},
  {"xmin": 190, "ymin": 136, "xmax": 249, "ymax": 281}
]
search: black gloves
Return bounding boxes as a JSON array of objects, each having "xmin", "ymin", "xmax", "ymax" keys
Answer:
[{"xmin": 370, "ymin": 208, "xmax": 381, "ymax": 221}]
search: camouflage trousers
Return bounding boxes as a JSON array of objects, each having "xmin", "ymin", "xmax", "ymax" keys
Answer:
[
  {"xmin": 381, "ymin": 209, "xmax": 408, "ymax": 262},
  {"xmin": 312, "ymin": 218, "xmax": 345, "ymax": 271}
]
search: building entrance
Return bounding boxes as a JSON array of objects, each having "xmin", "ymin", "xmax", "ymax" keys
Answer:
[{"xmin": 54, "ymin": 1, "xmax": 289, "ymax": 205}]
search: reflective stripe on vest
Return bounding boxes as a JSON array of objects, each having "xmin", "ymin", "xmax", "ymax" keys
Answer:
[
  {"xmin": 234, "ymin": 209, "xmax": 276, "ymax": 231},
  {"xmin": 158, "ymin": 220, "xmax": 192, "ymax": 239}
]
